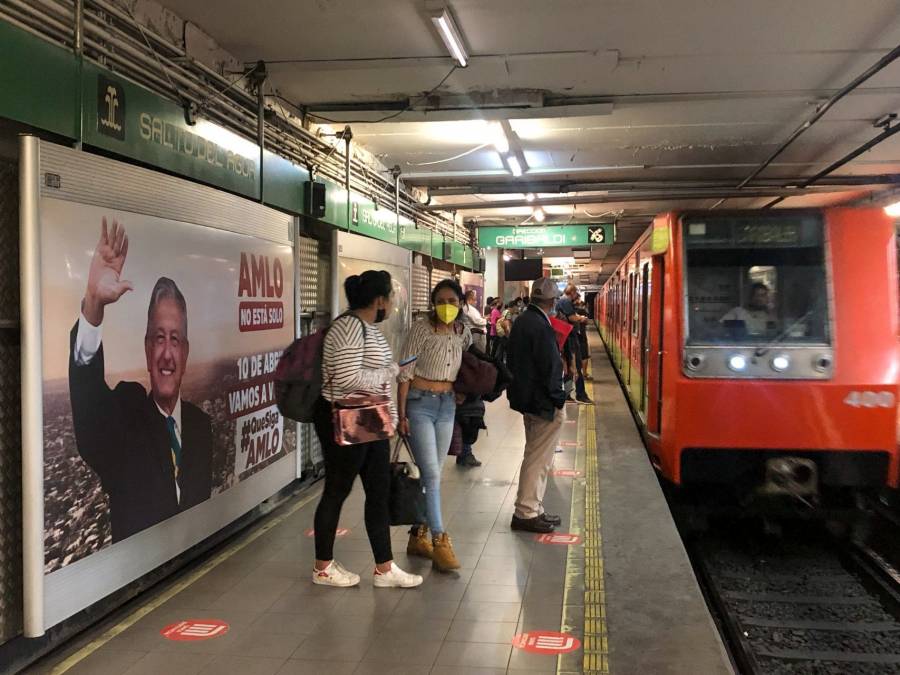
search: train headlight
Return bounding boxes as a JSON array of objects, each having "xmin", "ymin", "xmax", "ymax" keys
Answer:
[
  {"xmin": 771, "ymin": 355, "xmax": 790, "ymax": 372},
  {"xmin": 728, "ymin": 354, "xmax": 748, "ymax": 372}
]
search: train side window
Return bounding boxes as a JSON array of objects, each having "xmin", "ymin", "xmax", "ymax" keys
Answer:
[{"xmin": 632, "ymin": 271, "xmax": 640, "ymax": 335}]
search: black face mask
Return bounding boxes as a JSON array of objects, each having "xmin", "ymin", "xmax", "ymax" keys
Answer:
[{"xmin": 375, "ymin": 308, "xmax": 387, "ymax": 323}]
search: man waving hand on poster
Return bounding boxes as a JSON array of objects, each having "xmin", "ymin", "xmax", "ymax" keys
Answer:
[{"xmin": 69, "ymin": 218, "xmax": 213, "ymax": 542}]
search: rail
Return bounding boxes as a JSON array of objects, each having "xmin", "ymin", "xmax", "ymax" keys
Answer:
[{"xmin": 686, "ymin": 523, "xmax": 900, "ymax": 674}]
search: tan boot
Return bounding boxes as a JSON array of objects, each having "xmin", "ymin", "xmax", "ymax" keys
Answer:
[
  {"xmin": 431, "ymin": 532, "xmax": 461, "ymax": 571},
  {"xmin": 407, "ymin": 525, "xmax": 433, "ymax": 559}
]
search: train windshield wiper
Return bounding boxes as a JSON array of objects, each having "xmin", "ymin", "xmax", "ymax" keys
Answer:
[{"xmin": 754, "ymin": 309, "xmax": 815, "ymax": 357}]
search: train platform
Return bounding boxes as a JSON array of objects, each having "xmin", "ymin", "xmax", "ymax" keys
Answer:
[{"xmin": 23, "ymin": 342, "xmax": 732, "ymax": 675}]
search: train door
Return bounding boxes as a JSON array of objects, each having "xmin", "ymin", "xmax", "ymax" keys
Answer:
[
  {"xmin": 647, "ymin": 257, "xmax": 665, "ymax": 435},
  {"xmin": 639, "ymin": 262, "xmax": 650, "ymax": 414}
]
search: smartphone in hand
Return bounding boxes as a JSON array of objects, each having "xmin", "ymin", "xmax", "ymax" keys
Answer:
[{"xmin": 398, "ymin": 355, "xmax": 417, "ymax": 377}]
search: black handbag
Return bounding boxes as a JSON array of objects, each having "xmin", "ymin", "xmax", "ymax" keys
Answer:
[{"xmin": 389, "ymin": 437, "xmax": 426, "ymax": 526}]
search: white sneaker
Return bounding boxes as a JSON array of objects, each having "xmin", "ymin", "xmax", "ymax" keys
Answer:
[
  {"xmin": 312, "ymin": 560, "xmax": 360, "ymax": 587},
  {"xmin": 373, "ymin": 563, "xmax": 424, "ymax": 588}
]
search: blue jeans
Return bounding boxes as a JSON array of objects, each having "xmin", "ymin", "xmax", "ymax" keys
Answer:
[{"xmin": 406, "ymin": 388, "xmax": 456, "ymax": 534}]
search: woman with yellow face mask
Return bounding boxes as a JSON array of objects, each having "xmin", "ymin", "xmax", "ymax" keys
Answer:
[{"xmin": 398, "ymin": 278, "xmax": 472, "ymax": 572}]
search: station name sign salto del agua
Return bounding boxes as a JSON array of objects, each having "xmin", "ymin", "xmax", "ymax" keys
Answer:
[{"xmin": 477, "ymin": 224, "xmax": 615, "ymax": 249}]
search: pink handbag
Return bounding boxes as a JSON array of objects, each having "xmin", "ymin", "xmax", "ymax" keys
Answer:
[{"xmin": 331, "ymin": 393, "xmax": 395, "ymax": 446}]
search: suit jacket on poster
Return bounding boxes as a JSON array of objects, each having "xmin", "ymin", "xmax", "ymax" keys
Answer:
[{"xmin": 68, "ymin": 323, "xmax": 213, "ymax": 542}]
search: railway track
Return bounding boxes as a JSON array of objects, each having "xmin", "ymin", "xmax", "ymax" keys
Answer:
[{"xmin": 689, "ymin": 524, "xmax": 900, "ymax": 674}]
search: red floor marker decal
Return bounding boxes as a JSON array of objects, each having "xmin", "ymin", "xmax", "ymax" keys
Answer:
[
  {"xmin": 304, "ymin": 528, "xmax": 350, "ymax": 538},
  {"xmin": 558, "ymin": 440, "xmax": 577, "ymax": 447},
  {"xmin": 512, "ymin": 630, "xmax": 581, "ymax": 654},
  {"xmin": 551, "ymin": 469, "xmax": 581, "ymax": 478},
  {"xmin": 161, "ymin": 620, "xmax": 229, "ymax": 641},
  {"xmin": 535, "ymin": 533, "xmax": 582, "ymax": 545}
]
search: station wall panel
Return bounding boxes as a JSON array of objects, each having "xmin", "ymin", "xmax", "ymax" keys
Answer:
[{"xmin": 0, "ymin": 159, "xmax": 22, "ymax": 644}]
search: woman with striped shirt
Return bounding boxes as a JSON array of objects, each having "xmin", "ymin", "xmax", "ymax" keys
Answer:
[
  {"xmin": 312, "ymin": 270, "xmax": 421, "ymax": 589},
  {"xmin": 399, "ymin": 279, "xmax": 472, "ymax": 571}
]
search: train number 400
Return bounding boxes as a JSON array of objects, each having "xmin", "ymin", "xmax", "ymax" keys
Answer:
[{"xmin": 843, "ymin": 391, "xmax": 896, "ymax": 408}]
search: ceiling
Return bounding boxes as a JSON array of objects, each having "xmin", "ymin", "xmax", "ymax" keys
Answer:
[{"xmin": 162, "ymin": 0, "xmax": 900, "ymax": 278}]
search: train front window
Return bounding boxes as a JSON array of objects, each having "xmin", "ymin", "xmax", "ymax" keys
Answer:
[{"xmin": 683, "ymin": 214, "xmax": 830, "ymax": 346}]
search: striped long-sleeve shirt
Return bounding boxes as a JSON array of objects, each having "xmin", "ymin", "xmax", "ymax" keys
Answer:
[{"xmin": 321, "ymin": 314, "xmax": 399, "ymax": 423}]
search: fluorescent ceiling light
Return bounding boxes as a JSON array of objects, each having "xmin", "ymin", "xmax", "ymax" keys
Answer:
[
  {"xmin": 507, "ymin": 155, "xmax": 523, "ymax": 177},
  {"xmin": 492, "ymin": 124, "xmax": 509, "ymax": 153},
  {"xmin": 431, "ymin": 8, "xmax": 468, "ymax": 68},
  {"xmin": 533, "ymin": 207, "xmax": 546, "ymax": 222},
  {"xmin": 885, "ymin": 200, "xmax": 900, "ymax": 217}
]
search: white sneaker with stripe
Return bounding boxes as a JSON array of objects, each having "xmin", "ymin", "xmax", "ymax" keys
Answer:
[
  {"xmin": 312, "ymin": 560, "xmax": 360, "ymax": 587},
  {"xmin": 373, "ymin": 563, "xmax": 424, "ymax": 588}
]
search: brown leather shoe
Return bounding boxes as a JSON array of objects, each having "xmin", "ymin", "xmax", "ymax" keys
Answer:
[
  {"xmin": 431, "ymin": 532, "xmax": 461, "ymax": 571},
  {"xmin": 407, "ymin": 525, "xmax": 433, "ymax": 559}
]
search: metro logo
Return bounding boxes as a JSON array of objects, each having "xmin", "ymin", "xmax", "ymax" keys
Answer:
[
  {"xmin": 512, "ymin": 630, "xmax": 581, "ymax": 654},
  {"xmin": 161, "ymin": 620, "xmax": 229, "ymax": 641},
  {"xmin": 535, "ymin": 533, "xmax": 582, "ymax": 545}
]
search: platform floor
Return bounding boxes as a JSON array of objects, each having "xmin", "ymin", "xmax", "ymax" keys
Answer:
[{"xmin": 24, "ymin": 342, "xmax": 732, "ymax": 675}]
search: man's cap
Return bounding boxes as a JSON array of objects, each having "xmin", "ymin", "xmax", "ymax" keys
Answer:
[{"xmin": 531, "ymin": 277, "xmax": 561, "ymax": 301}]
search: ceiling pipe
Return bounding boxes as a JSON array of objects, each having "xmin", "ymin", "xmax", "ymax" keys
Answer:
[
  {"xmin": 736, "ymin": 44, "xmax": 900, "ymax": 189},
  {"xmin": 423, "ymin": 174, "xmax": 900, "ymax": 196},
  {"xmin": 423, "ymin": 186, "xmax": 848, "ymax": 211},
  {"xmin": 763, "ymin": 118, "xmax": 900, "ymax": 208}
]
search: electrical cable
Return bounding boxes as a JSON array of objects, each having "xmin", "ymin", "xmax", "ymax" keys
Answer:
[
  {"xmin": 196, "ymin": 68, "xmax": 256, "ymax": 114},
  {"xmin": 408, "ymin": 142, "xmax": 492, "ymax": 166},
  {"xmin": 121, "ymin": 3, "xmax": 179, "ymax": 97}
]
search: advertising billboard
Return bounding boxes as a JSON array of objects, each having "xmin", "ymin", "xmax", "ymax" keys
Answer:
[
  {"xmin": 40, "ymin": 199, "xmax": 296, "ymax": 572},
  {"xmin": 20, "ymin": 139, "xmax": 298, "ymax": 634}
]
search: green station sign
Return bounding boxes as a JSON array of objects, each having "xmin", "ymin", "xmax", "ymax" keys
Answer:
[
  {"xmin": 477, "ymin": 224, "xmax": 614, "ymax": 249},
  {"xmin": 0, "ymin": 18, "xmax": 479, "ymax": 268}
]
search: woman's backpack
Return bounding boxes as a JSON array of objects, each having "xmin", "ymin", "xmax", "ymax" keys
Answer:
[{"xmin": 274, "ymin": 314, "xmax": 364, "ymax": 423}]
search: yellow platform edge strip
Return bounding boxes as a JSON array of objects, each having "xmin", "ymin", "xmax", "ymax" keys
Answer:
[{"xmin": 557, "ymin": 382, "xmax": 610, "ymax": 674}]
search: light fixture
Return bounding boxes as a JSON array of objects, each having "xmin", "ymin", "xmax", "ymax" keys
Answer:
[
  {"xmin": 727, "ymin": 354, "xmax": 748, "ymax": 372},
  {"xmin": 532, "ymin": 207, "xmax": 545, "ymax": 222},
  {"xmin": 507, "ymin": 155, "xmax": 523, "ymax": 177},
  {"xmin": 771, "ymin": 355, "xmax": 790, "ymax": 372},
  {"xmin": 503, "ymin": 253, "xmax": 512, "ymax": 262},
  {"xmin": 525, "ymin": 193, "xmax": 535, "ymax": 202},
  {"xmin": 492, "ymin": 124, "xmax": 509, "ymax": 154},
  {"xmin": 430, "ymin": 7, "xmax": 468, "ymax": 68},
  {"xmin": 885, "ymin": 200, "xmax": 900, "ymax": 217}
]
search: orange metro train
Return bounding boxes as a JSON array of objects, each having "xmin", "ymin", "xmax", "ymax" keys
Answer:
[{"xmin": 595, "ymin": 208, "xmax": 900, "ymax": 512}]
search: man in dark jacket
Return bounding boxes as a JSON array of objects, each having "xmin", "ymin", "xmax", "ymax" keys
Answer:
[{"xmin": 506, "ymin": 277, "xmax": 566, "ymax": 533}]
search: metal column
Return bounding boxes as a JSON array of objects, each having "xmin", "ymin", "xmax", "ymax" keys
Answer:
[{"xmin": 19, "ymin": 135, "xmax": 44, "ymax": 638}]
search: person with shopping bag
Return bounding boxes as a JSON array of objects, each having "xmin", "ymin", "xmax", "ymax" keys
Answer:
[
  {"xmin": 398, "ymin": 279, "xmax": 472, "ymax": 572},
  {"xmin": 310, "ymin": 270, "xmax": 422, "ymax": 589}
]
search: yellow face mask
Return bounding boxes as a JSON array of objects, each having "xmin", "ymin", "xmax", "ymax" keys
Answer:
[{"xmin": 435, "ymin": 304, "xmax": 459, "ymax": 324}]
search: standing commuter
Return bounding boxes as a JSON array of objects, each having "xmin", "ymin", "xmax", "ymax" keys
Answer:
[
  {"xmin": 461, "ymin": 289, "xmax": 488, "ymax": 353},
  {"xmin": 557, "ymin": 284, "xmax": 593, "ymax": 405},
  {"xmin": 488, "ymin": 298, "xmax": 503, "ymax": 358},
  {"xmin": 399, "ymin": 279, "xmax": 472, "ymax": 571},
  {"xmin": 493, "ymin": 301, "xmax": 515, "ymax": 364},
  {"xmin": 575, "ymin": 296, "xmax": 592, "ymax": 380},
  {"xmin": 312, "ymin": 271, "xmax": 422, "ymax": 588},
  {"xmin": 484, "ymin": 297, "xmax": 495, "ymax": 355},
  {"xmin": 506, "ymin": 278, "xmax": 567, "ymax": 533}
]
